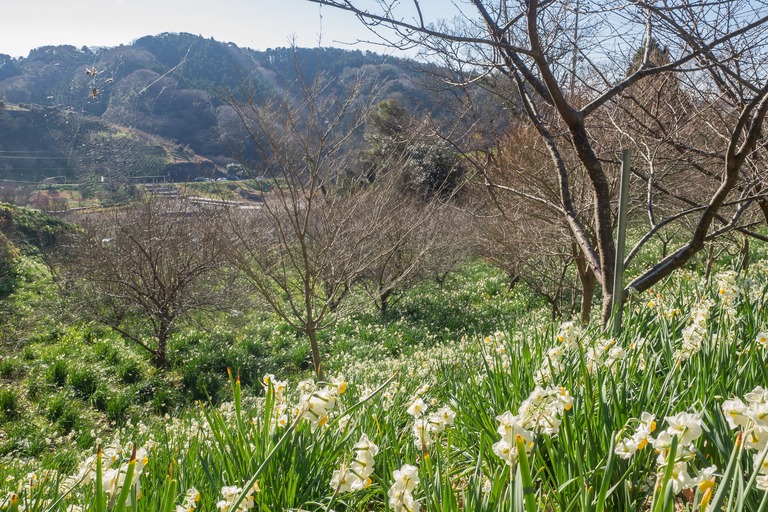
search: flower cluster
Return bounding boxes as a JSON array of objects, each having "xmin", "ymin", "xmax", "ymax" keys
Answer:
[
  {"xmin": 616, "ymin": 411, "xmax": 715, "ymax": 495},
  {"xmin": 406, "ymin": 395, "xmax": 456, "ymax": 451},
  {"xmin": 715, "ymin": 270, "xmax": 741, "ymax": 312},
  {"xmin": 298, "ymin": 375, "xmax": 347, "ymax": 431},
  {"xmin": 388, "ymin": 464, "xmax": 420, "ymax": 512},
  {"xmin": 261, "ymin": 373, "xmax": 348, "ymax": 432},
  {"xmin": 585, "ymin": 338, "xmax": 626, "ymax": 375},
  {"xmin": 176, "ymin": 487, "xmax": 200, "ymax": 512},
  {"xmin": 536, "ymin": 322, "xmax": 635, "ymax": 383},
  {"xmin": 493, "ymin": 386, "xmax": 573, "ymax": 466},
  {"xmin": 483, "ymin": 331, "xmax": 511, "ymax": 371},
  {"xmin": 216, "ymin": 482, "xmax": 259, "ymax": 512},
  {"xmin": 61, "ymin": 454, "xmax": 98, "ymax": 491},
  {"xmin": 645, "ymin": 293, "xmax": 682, "ymax": 319},
  {"xmin": 534, "ymin": 321, "xmax": 581, "ymax": 383},
  {"xmin": 102, "ymin": 447, "xmax": 149, "ymax": 506},
  {"xmin": 59, "ymin": 439, "xmax": 137, "ymax": 494},
  {"xmin": 615, "ymin": 412, "xmax": 656, "ymax": 459},
  {"xmin": 722, "ymin": 386, "xmax": 768, "ymax": 490},
  {"xmin": 556, "ymin": 321, "xmax": 580, "ymax": 347},
  {"xmin": 756, "ymin": 331, "xmax": 768, "ymax": 349},
  {"xmin": 330, "ymin": 433, "xmax": 379, "ymax": 493},
  {"xmin": 262, "ymin": 374, "xmax": 290, "ymax": 430},
  {"xmin": 534, "ymin": 345, "xmax": 566, "ymax": 384},
  {"xmin": 520, "ymin": 386, "xmax": 573, "ymax": 432},
  {"xmin": 675, "ymin": 298, "xmax": 713, "ymax": 361},
  {"xmin": 492, "ymin": 411, "xmax": 533, "ymax": 467}
]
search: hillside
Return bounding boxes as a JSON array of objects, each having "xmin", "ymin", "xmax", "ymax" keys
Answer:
[
  {"xmin": 0, "ymin": 34, "xmax": 460, "ymax": 184},
  {"xmin": 0, "ymin": 103, "xmax": 209, "ymax": 183}
]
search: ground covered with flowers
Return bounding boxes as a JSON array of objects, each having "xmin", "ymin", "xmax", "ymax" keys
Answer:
[{"xmin": 2, "ymin": 256, "xmax": 768, "ymax": 510}]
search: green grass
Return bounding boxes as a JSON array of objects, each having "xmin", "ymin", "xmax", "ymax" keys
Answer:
[{"xmin": 1, "ymin": 250, "xmax": 768, "ymax": 510}]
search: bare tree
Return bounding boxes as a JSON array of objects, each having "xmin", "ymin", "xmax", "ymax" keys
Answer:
[
  {"xmin": 355, "ymin": 193, "xmax": 436, "ymax": 315},
  {"xmin": 468, "ymin": 118, "xmax": 597, "ymax": 322},
  {"xmin": 57, "ymin": 196, "xmax": 231, "ymax": 368},
  {"xmin": 355, "ymin": 99, "xmax": 473, "ymax": 314},
  {"xmin": 422, "ymin": 206, "xmax": 477, "ymax": 288},
  {"xmin": 224, "ymin": 63, "xmax": 438, "ymax": 378},
  {"xmin": 305, "ymin": 0, "xmax": 768, "ymax": 324}
]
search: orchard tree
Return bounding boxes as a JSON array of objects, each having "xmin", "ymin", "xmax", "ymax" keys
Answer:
[
  {"xmin": 306, "ymin": 0, "xmax": 768, "ymax": 324},
  {"xmin": 224, "ymin": 64, "xmax": 434, "ymax": 379},
  {"xmin": 356, "ymin": 99, "xmax": 472, "ymax": 314},
  {"xmin": 58, "ymin": 197, "xmax": 232, "ymax": 368},
  {"xmin": 475, "ymin": 121, "xmax": 598, "ymax": 323},
  {"xmin": 355, "ymin": 184, "xmax": 457, "ymax": 316}
]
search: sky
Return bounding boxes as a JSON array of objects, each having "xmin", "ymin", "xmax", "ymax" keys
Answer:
[{"xmin": 2, "ymin": 0, "xmax": 453, "ymax": 59}]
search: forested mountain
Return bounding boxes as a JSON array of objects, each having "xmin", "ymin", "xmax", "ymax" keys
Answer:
[{"xmin": 0, "ymin": 33, "xmax": 459, "ymax": 182}]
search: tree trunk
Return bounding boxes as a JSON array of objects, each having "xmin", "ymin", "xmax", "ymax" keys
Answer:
[
  {"xmin": 564, "ymin": 126, "xmax": 615, "ymax": 326},
  {"xmin": 740, "ymin": 235, "xmax": 750, "ymax": 272},
  {"xmin": 379, "ymin": 289, "xmax": 392, "ymax": 316},
  {"xmin": 580, "ymin": 272, "xmax": 596, "ymax": 326},
  {"xmin": 551, "ymin": 299, "xmax": 561, "ymax": 321},
  {"xmin": 758, "ymin": 199, "xmax": 768, "ymax": 225},
  {"xmin": 436, "ymin": 270, "xmax": 452, "ymax": 288},
  {"xmin": 307, "ymin": 324, "xmax": 324, "ymax": 380},
  {"xmin": 155, "ymin": 318, "xmax": 170, "ymax": 369},
  {"xmin": 705, "ymin": 242, "xmax": 715, "ymax": 282},
  {"xmin": 325, "ymin": 281, "xmax": 348, "ymax": 313},
  {"xmin": 573, "ymin": 243, "xmax": 596, "ymax": 325}
]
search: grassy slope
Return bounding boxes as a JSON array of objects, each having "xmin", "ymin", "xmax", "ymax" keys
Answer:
[
  {"xmin": 1, "ymin": 256, "xmax": 766, "ymax": 510},
  {"xmin": 0, "ymin": 244, "xmax": 536, "ymax": 466},
  {"xmin": 1, "ymin": 212, "xmax": 767, "ymax": 510},
  {"xmin": 0, "ymin": 103, "xmax": 208, "ymax": 184}
]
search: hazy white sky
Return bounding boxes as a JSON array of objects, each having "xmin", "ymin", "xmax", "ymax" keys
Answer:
[{"xmin": 2, "ymin": 0, "xmax": 454, "ymax": 58}]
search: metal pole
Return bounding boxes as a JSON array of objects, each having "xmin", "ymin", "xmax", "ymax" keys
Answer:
[{"xmin": 611, "ymin": 149, "xmax": 631, "ymax": 336}]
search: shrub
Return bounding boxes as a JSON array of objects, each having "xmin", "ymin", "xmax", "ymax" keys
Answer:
[
  {"xmin": 46, "ymin": 393, "xmax": 81, "ymax": 434},
  {"xmin": 27, "ymin": 378, "xmax": 46, "ymax": 401},
  {"xmin": 0, "ymin": 358, "xmax": 22, "ymax": 379},
  {"xmin": 0, "ymin": 388, "xmax": 20, "ymax": 420},
  {"xmin": 174, "ymin": 332, "xmax": 234, "ymax": 402},
  {"xmin": 133, "ymin": 378, "xmax": 158, "ymax": 405},
  {"xmin": 46, "ymin": 359, "xmax": 68, "ymax": 387},
  {"xmin": 57, "ymin": 407, "xmax": 82, "ymax": 434},
  {"xmin": 151, "ymin": 388, "xmax": 177, "ymax": 415},
  {"xmin": 90, "ymin": 387, "xmax": 109, "ymax": 412},
  {"xmin": 93, "ymin": 341, "xmax": 121, "ymax": 365},
  {"xmin": 21, "ymin": 347, "xmax": 36, "ymax": 361},
  {"xmin": 32, "ymin": 327, "xmax": 65, "ymax": 345},
  {"xmin": 68, "ymin": 366, "xmax": 99, "ymax": 399},
  {"xmin": 106, "ymin": 393, "xmax": 132, "ymax": 424},
  {"xmin": 45, "ymin": 393, "xmax": 70, "ymax": 422},
  {"xmin": 132, "ymin": 376, "xmax": 181, "ymax": 414},
  {"xmin": 117, "ymin": 358, "xmax": 143, "ymax": 384},
  {"xmin": 181, "ymin": 370, "xmax": 226, "ymax": 403}
]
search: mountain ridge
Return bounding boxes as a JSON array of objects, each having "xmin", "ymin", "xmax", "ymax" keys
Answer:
[{"xmin": 0, "ymin": 33, "xmax": 458, "ymax": 183}]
